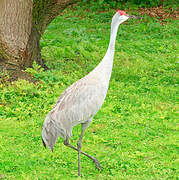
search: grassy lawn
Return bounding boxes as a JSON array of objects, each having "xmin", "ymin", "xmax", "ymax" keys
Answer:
[{"xmin": 0, "ymin": 2, "xmax": 178, "ymax": 179}]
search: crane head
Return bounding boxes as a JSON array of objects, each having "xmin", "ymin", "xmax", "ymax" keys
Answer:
[
  {"xmin": 111, "ymin": 10, "xmax": 141, "ymax": 27},
  {"xmin": 117, "ymin": 9, "xmax": 142, "ymax": 19},
  {"xmin": 112, "ymin": 10, "xmax": 129, "ymax": 25}
]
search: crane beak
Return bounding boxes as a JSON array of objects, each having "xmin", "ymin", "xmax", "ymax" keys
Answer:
[{"xmin": 126, "ymin": 14, "xmax": 142, "ymax": 19}]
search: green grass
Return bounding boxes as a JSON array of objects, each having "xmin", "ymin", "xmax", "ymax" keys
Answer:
[{"xmin": 0, "ymin": 2, "xmax": 178, "ymax": 179}]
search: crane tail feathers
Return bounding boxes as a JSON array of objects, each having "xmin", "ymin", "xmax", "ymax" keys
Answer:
[
  {"xmin": 42, "ymin": 114, "xmax": 58, "ymax": 152},
  {"xmin": 42, "ymin": 137, "xmax": 46, "ymax": 148}
]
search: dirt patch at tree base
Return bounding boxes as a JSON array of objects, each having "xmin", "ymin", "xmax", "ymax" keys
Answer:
[
  {"xmin": 0, "ymin": 70, "xmax": 36, "ymax": 83},
  {"xmin": 139, "ymin": 6, "xmax": 178, "ymax": 23}
]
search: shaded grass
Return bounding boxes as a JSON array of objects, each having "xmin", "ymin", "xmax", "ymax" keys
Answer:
[{"xmin": 0, "ymin": 2, "xmax": 178, "ymax": 179}]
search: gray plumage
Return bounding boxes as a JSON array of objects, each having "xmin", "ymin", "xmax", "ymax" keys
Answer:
[
  {"xmin": 42, "ymin": 11, "xmax": 131, "ymax": 176},
  {"xmin": 42, "ymin": 75, "xmax": 108, "ymax": 149}
]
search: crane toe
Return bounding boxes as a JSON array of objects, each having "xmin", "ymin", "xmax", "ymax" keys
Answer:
[{"xmin": 93, "ymin": 158, "xmax": 102, "ymax": 170}]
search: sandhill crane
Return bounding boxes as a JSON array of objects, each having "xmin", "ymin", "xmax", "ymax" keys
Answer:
[{"xmin": 42, "ymin": 10, "xmax": 140, "ymax": 176}]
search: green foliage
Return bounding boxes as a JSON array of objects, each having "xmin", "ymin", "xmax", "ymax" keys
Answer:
[
  {"xmin": 83, "ymin": 0, "xmax": 178, "ymax": 8},
  {"xmin": 0, "ymin": 2, "xmax": 178, "ymax": 179}
]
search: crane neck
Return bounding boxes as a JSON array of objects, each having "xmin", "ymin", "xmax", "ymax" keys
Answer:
[
  {"xmin": 89, "ymin": 19, "xmax": 121, "ymax": 82},
  {"xmin": 106, "ymin": 22, "xmax": 120, "ymax": 57},
  {"xmin": 89, "ymin": 14, "xmax": 129, "ymax": 84}
]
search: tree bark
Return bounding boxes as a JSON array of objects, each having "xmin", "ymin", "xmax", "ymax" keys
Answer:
[{"xmin": 0, "ymin": 0, "xmax": 77, "ymax": 72}]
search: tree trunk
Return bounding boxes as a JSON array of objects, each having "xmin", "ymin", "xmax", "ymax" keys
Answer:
[{"xmin": 0, "ymin": 0, "xmax": 77, "ymax": 73}]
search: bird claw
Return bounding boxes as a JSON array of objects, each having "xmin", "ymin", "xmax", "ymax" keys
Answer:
[{"xmin": 93, "ymin": 158, "xmax": 102, "ymax": 170}]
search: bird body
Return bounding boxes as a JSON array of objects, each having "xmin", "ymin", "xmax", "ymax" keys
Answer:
[
  {"xmin": 41, "ymin": 10, "xmax": 138, "ymax": 176},
  {"xmin": 42, "ymin": 15, "xmax": 119, "ymax": 150},
  {"xmin": 42, "ymin": 52, "xmax": 112, "ymax": 150},
  {"xmin": 42, "ymin": 74, "xmax": 108, "ymax": 146}
]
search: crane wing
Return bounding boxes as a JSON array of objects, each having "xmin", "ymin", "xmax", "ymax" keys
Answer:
[{"xmin": 52, "ymin": 77, "xmax": 106, "ymax": 125}]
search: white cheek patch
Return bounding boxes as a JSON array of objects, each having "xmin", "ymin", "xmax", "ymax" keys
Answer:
[{"xmin": 121, "ymin": 15, "xmax": 129, "ymax": 21}]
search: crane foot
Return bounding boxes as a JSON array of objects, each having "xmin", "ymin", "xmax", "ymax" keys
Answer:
[{"xmin": 93, "ymin": 158, "xmax": 102, "ymax": 170}]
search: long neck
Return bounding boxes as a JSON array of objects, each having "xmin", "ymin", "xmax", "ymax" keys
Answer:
[
  {"xmin": 106, "ymin": 22, "xmax": 119, "ymax": 57},
  {"xmin": 96, "ymin": 21, "xmax": 120, "ymax": 71},
  {"xmin": 89, "ymin": 21, "xmax": 120, "ymax": 82}
]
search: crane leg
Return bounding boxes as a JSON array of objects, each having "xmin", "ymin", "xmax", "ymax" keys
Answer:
[
  {"xmin": 64, "ymin": 122, "xmax": 101, "ymax": 175},
  {"xmin": 77, "ymin": 122, "xmax": 88, "ymax": 176},
  {"xmin": 64, "ymin": 139, "xmax": 101, "ymax": 170}
]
